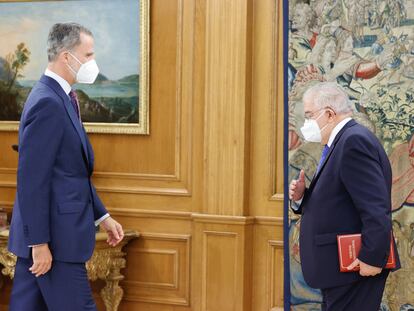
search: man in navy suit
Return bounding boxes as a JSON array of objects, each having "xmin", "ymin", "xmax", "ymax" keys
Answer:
[
  {"xmin": 289, "ymin": 82, "xmax": 400, "ymax": 311},
  {"xmin": 8, "ymin": 23, "xmax": 124, "ymax": 310}
]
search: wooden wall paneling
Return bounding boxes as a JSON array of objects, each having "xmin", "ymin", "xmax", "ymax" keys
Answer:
[
  {"xmin": 89, "ymin": 0, "xmax": 196, "ymax": 206},
  {"xmin": 0, "ymin": 131, "xmax": 18, "ymax": 173},
  {"xmin": 267, "ymin": 239, "xmax": 284, "ymax": 309},
  {"xmin": 249, "ymin": 0, "xmax": 285, "ymax": 309},
  {"xmin": 107, "ymin": 211, "xmax": 193, "ymax": 308},
  {"xmin": 250, "ymin": 0, "xmax": 284, "ymax": 218},
  {"xmin": 120, "ymin": 301, "xmax": 190, "ymax": 311},
  {"xmin": 191, "ymin": 215, "xmax": 254, "ymax": 311},
  {"xmin": 0, "ymin": 278, "xmax": 12, "ymax": 310},
  {"xmin": 89, "ymin": 0, "xmax": 201, "ymax": 215},
  {"xmin": 0, "ymin": 190, "xmax": 15, "ymax": 213},
  {"xmin": 0, "ymin": 141, "xmax": 18, "ymax": 214},
  {"xmin": 203, "ymin": 0, "xmax": 253, "ymax": 216},
  {"xmin": 251, "ymin": 218, "xmax": 284, "ymax": 310},
  {"xmin": 123, "ymin": 233, "xmax": 191, "ymax": 306},
  {"xmin": 272, "ymin": 0, "xmax": 285, "ymax": 205}
]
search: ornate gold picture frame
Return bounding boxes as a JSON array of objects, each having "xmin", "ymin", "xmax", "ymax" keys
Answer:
[{"xmin": 0, "ymin": 0, "xmax": 150, "ymax": 135}]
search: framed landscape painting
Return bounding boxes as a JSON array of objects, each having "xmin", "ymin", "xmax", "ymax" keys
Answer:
[{"xmin": 0, "ymin": 0, "xmax": 150, "ymax": 134}]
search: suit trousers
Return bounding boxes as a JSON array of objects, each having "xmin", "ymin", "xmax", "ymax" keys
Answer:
[
  {"xmin": 321, "ymin": 270, "xmax": 389, "ymax": 311},
  {"xmin": 10, "ymin": 257, "xmax": 97, "ymax": 311}
]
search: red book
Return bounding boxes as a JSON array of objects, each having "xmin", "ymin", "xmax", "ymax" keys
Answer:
[{"xmin": 337, "ymin": 233, "xmax": 396, "ymax": 272}]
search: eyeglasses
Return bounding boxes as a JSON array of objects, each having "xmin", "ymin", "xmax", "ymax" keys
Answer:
[
  {"xmin": 304, "ymin": 107, "xmax": 335, "ymax": 120},
  {"xmin": 304, "ymin": 108, "xmax": 325, "ymax": 120}
]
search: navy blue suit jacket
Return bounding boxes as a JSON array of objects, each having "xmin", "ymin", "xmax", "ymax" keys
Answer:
[
  {"xmin": 9, "ymin": 75, "xmax": 108, "ymax": 263},
  {"xmin": 293, "ymin": 120, "xmax": 400, "ymax": 289}
]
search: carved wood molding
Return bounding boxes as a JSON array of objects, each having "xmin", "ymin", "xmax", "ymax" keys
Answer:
[
  {"xmin": 254, "ymin": 216, "xmax": 283, "ymax": 226},
  {"xmin": 108, "ymin": 208, "xmax": 192, "ymax": 220},
  {"xmin": 269, "ymin": 0, "xmax": 284, "ymax": 202},
  {"xmin": 0, "ymin": 203, "xmax": 284, "ymax": 226},
  {"xmin": 123, "ymin": 232, "xmax": 191, "ymax": 306},
  {"xmin": 192, "ymin": 213, "xmax": 255, "ymax": 225},
  {"xmin": 201, "ymin": 230, "xmax": 239, "ymax": 311},
  {"xmin": 267, "ymin": 239, "xmax": 284, "ymax": 309}
]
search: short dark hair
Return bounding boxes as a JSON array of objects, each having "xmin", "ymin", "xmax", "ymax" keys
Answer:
[{"xmin": 47, "ymin": 23, "xmax": 93, "ymax": 62}]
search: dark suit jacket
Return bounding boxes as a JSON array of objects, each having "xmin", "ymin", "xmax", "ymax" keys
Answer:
[
  {"xmin": 9, "ymin": 75, "xmax": 107, "ymax": 263},
  {"xmin": 293, "ymin": 119, "xmax": 400, "ymax": 289}
]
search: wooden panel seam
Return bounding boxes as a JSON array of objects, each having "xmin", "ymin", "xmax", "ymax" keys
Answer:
[
  {"xmin": 268, "ymin": 0, "xmax": 284, "ymax": 202},
  {"xmin": 123, "ymin": 232, "xmax": 191, "ymax": 306},
  {"xmin": 268, "ymin": 239, "xmax": 284, "ymax": 309},
  {"xmin": 201, "ymin": 230, "xmax": 239, "ymax": 311},
  {"xmin": 0, "ymin": 205, "xmax": 284, "ymax": 226},
  {"xmin": 125, "ymin": 248, "xmax": 179, "ymax": 289}
]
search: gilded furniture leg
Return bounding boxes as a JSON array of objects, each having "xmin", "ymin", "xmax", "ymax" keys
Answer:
[
  {"xmin": 0, "ymin": 244, "xmax": 16, "ymax": 292},
  {"xmin": 100, "ymin": 249, "xmax": 127, "ymax": 311},
  {"xmin": 101, "ymin": 272, "xmax": 124, "ymax": 311}
]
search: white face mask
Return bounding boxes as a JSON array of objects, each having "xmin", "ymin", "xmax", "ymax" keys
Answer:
[
  {"xmin": 300, "ymin": 110, "xmax": 328, "ymax": 143},
  {"xmin": 67, "ymin": 52, "xmax": 99, "ymax": 84}
]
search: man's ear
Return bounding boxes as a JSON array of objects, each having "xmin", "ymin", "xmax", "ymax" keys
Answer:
[
  {"xmin": 60, "ymin": 51, "xmax": 69, "ymax": 64},
  {"xmin": 327, "ymin": 108, "xmax": 336, "ymax": 120}
]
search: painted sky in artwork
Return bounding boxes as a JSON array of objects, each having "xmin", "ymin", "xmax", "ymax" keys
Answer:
[{"xmin": 0, "ymin": 0, "xmax": 139, "ymax": 81}]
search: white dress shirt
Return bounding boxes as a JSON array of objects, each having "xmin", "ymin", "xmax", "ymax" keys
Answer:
[
  {"xmin": 326, "ymin": 117, "xmax": 352, "ymax": 148},
  {"xmin": 44, "ymin": 69, "xmax": 71, "ymax": 95}
]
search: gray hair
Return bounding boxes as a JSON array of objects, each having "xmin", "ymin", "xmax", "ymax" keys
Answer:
[
  {"xmin": 303, "ymin": 82, "xmax": 353, "ymax": 114},
  {"xmin": 47, "ymin": 23, "xmax": 93, "ymax": 62}
]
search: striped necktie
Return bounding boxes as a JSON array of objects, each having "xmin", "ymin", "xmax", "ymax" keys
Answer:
[{"xmin": 69, "ymin": 90, "xmax": 81, "ymax": 121}]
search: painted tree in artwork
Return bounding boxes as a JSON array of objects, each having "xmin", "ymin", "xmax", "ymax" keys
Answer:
[
  {"xmin": 5, "ymin": 42, "xmax": 31, "ymax": 92},
  {"xmin": 0, "ymin": 42, "xmax": 31, "ymax": 120}
]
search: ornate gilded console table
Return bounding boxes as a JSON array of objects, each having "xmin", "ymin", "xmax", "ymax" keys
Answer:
[{"xmin": 0, "ymin": 229, "xmax": 139, "ymax": 311}]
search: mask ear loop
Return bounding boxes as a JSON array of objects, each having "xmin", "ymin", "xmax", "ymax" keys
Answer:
[
  {"xmin": 65, "ymin": 51, "xmax": 82, "ymax": 77},
  {"xmin": 318, "ymin": 108, "xmax": 336, "ymax": 133},
  {"xmin": 67, "ymin": 51, "xmax": 83, "ymax": 65},
  {"xmin": 311, "ymin": 109, "xmax": 326, "ymax": 122}
]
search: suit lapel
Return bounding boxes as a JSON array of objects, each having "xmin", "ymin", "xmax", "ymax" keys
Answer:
[
  {"xmin": 82, "ymin": 124, "xmax": 94, "ymax": 175},
  {"xmin": 39, "ymin": 75, "xmax": 90, "ymax": 165},
  {"xmin": 307, "ymin": 119, "xmax": 357, "ymax": 193},
  {"xmin": 63, "ymin": 97, "xmax": 90, "ymax": 164}
]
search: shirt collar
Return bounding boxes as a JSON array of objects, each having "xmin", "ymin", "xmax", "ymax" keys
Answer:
[
  {"xmin": 327, "ymin": 117, "xmax": 352, "ymax": 147},
  {"xmin": 44, "ymin": 68, "xmax": 72, "ymax": 95}
]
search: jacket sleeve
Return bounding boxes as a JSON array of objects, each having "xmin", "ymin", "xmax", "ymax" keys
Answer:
[
  {"xmin": 90, "ymin": 182, "xmax": 108, "ymax": 221},
  {"xmin": 290, "ymin": 188, "xmax": 308, "ymax": 215},
  {"xmin": 17, "ymin": 98, "xmax": 64, "ymax": 246},
  {"xmin": 339, "ymin": 134, "xmax": 391, "ymax": 268}
]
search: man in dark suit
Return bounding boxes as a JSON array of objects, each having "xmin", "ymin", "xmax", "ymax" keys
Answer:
[
  {"xmin": 289, "ymin": 82, "xmax": 400, "ymax": 311},
  {"xmin": 8, "ymin": 23, "xmax": 124, "ymax": 310}
]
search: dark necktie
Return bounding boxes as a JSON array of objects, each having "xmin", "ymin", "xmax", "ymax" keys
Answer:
[
  {"xmin": 69, "ymin": 90, "xmax": 81, "ymax": 121},
  {"xmin": 316, "ymin": 145, "xmax": 330, "ymax": 174}
]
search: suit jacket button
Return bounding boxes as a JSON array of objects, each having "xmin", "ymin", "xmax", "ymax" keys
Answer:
[{"xmin": 23, "ymin": 225, "xmax": 29, "ymax": 236}]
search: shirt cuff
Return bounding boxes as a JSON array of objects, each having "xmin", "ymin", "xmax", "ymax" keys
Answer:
[
  {"xmin": 95, "ymin": 213, "xmax": 110, "ymax": 226},
  {"xmin": 28, "ymin": 243, "xmax": 47, "ymax": 248},
  {"xmin": 291, "ymin": 197, "xmax": 303, "ymax": 211}
]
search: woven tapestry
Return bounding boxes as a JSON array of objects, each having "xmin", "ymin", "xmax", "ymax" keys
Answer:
[{"xmin": 285, "ymin": 0, "xmax": 414, "ymax": 310}]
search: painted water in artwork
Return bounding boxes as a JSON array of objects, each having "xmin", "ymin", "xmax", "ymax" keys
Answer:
[
  {"xmin": 287, "ymin": 0, "xmax": 414, "ymax": 310},
  {"xmin": 0, "ymin": 0, "xmax": 140, "ymax": 123}
]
